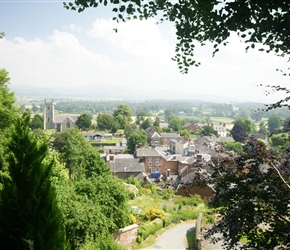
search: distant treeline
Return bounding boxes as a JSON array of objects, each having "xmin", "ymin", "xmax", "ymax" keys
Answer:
[{"xmin": 32, "ymin": 99, "xmax": 290, "ymax": 121}]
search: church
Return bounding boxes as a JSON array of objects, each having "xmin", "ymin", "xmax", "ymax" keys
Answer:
[{"xmin": 43, "ymin": 99, "xmax": 78, "ymax": 131}]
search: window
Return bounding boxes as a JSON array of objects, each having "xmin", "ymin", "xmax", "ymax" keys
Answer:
[
  {"xmin": 156, "ymin": 161, "xmax": 159, "ymax": 166},
  {"xmin": 148, "ymin": 167, "xmax": 152, "ymax": 173},
  {"xmin": 148, "ymin": 161, "xmax": 152, "ymax": 166},
  {"xmin": 156, "ymin": 157, "xmax": 159, "ymax": 161},
  {"xmin": 66, "ymin": 121, "xmax": 70, "ymax": 128},
  {"xmin": 47, "ymin": 118, "xmax": 50, "ymax": 122},
  {"xmin": 156, "ymin": 167, "xmax": 159, "ymax": 172},
  {"xmin": 149, "ymin": 157, "xmax": 152, "ymax": 160}
]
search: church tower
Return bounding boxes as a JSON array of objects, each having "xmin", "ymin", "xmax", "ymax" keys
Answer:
[{"xmin": 43, "ymin": 99, "xmax": 55, "ymax": 129}]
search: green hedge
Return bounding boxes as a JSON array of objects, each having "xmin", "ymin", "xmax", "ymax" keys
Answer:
[
  {"xmin": 137, "ymin": 218, "xmax": 163, "ymax": 243},
  {"xmin": 163, "ymin": 209, "xmax": 200, "ymax": 227}
]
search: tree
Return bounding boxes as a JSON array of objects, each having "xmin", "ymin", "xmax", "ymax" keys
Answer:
[
  {"xmin": 31, "ymin": 103, "xmax": 39, "ymax": 113},
  {"xmin": 52, "ymin": 128, "xmax": 92, "ymax": 181},
  {"xmin": 168, "ymin": 116, "xmax": 184, "ymax": 131},
  {"xmin": 258, "ymin": 121, "xmax": 269, "ymax": 136},
  {"xmin": 141, "ymin": 117, "xmax": 152, "ymax": 130},
  {"xmin": 179, "ymin": 128, "xmax": 192, "ymax": 138},
  {"xmin": 31, "ymin": 114, "xmax": 44, "ymax": 130},
  {"xmin": 164, "ymin": 109, "xmax": 172, "ymax": 123},
  {"xmin": 0, "ymin": 68, "xmax": 18, "ymax": 130},
  {"xmin": 153, "ymin": 117, "xmax": 160, "ymax": 127},
  {"xmin": 126, "ymin": 130, "xmax": 148, "ymax": 154},
  {"xmin": 0, "ymin": 69, "xmax": 18, "ymax": 171},
  {"xmin": 64, "ymin": 1, "xmax": 290, "ymax": 74},
  {"xmin": 222, "ymin": 141, "xmax": 243, "ymax": 155},
  {"xmin": 113, "ymin": 104, "xmax": 132, "ymax": 129},
  {"xmin": 75, "ymin": 113, "xmax": 92, "ymax": 131},
  {"xmin": 0, "ymin": 112, "xmax": 68, "ymax": 249},
  {"xmin": 124, "ymin": 123, "xmax": 139, "ymax": 139},
  {"xmin": 97, "ymin": 113, "xmax": 115, "ymax": 131},
  {"xmin": 268, "ymin": 114, "xmax": 282, "ymax": 133},
  {"xmin": 197, "ymin": 125, "xmax": 217, "ymax": 137},
  {"xmin": 231, "ymin": 118, "xmax": 256, "ymax": 142},
  {"xmin": 136, "ymin": 111, "xmax": 149, "ymax": 125},
  {"xmin": 231, "ymin": 123, "xmax": 246, "ymax": 143},
  {"xmin": 206, "ymin": 137, "xmax": 290, "ymax": 249},
  {"xmin": 282, "ymin": 117, "xmax": 290, "ymax": 132}
]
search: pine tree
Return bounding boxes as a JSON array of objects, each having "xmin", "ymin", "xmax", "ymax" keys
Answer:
[{"xmin": 0, "ymin": 112, "xmax": 68, "ymax": 249}]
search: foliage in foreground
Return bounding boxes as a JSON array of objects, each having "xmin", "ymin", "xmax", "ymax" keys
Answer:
[
  {"xmin": 206, "ymin": 136, "xmax": 290, "ymax": 249},
  {"xmin": 0, "ymin": 112, "xmax": 68, "ymax": 249}
]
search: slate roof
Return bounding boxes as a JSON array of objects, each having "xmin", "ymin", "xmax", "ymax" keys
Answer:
[
  {"xmin": 160, "ymin": 133, "xmax": 180, "ymax": 138},
  {"xmin": 54, "ymin": 115, "xmax": 78, "ymax": 124},
  {"xmin": 110, "ymin": 158, "xmax": 144, "ymax": 173},
  {"xmin": 136, "ymin": 147, "xmax": 162, "ymax": 157},
  {"xmin": 159, "ymin": 123, "xmax": 169, "ymax": 128}
]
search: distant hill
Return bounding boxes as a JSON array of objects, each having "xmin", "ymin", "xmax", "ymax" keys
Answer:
[{"xmin": 10, "ymin": 84, "xmax": 251, "ymax": 103}]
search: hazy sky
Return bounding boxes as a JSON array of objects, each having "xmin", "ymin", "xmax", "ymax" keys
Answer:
[{"xmin": 1, "ymin": 0, "xmax": 290, "ymax": 102}]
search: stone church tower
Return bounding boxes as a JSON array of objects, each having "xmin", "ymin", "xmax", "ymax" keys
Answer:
[{"xmin": 43, "ymin": 99, "xmax": 55, "ymax": 129}]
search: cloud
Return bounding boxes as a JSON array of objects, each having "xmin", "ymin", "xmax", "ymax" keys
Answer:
[
  {"xmin": 87, "ymin": 18, "xmax": 173, "ymax": 58},
  {"xmin": 0, "ymin": 16, "xmax": 289, "ymax": 103},
  {"xmin": 62, "ymin": 24, "xmax": 81, "ymax": 32}
]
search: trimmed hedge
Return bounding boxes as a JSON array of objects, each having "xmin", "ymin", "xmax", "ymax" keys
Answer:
[{"xmin": 137, "ymin": 218, "xmax": 163, "ymax": 243}]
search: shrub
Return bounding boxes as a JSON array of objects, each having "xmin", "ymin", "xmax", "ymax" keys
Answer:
[
  {"xmin": 129, "ymin": 214, "xmax": 137, "ymax": 224},
  {"xmin": 162, "ymin": 205, "xmax": 168, "ymax": 213},
  {"xmin": 126, "ymin": 177, "xmax": 142, "ymax": 192},
  {"xmin": 162, "ymin": 216, "xmax": 173, "ymax": 227},
  {"xmin": 206, "ymin": 214, "xmax": 215, "ymax": 224},
  {"xmin": 161, "ymin": 188, "xmax": 175, "ymax": 200},
  {"xmin": 174, "ymin": 194, "xmax": 202, "ymax": 206},
  {"xmin": 137, "ymin": 218, "xmax": 163, "ymax": 243},
  {"xmin": 146, "ymin": 206, "xmax": 164, "ymax": 221},
  {"xmin": 171, "ymin": 209, "xmax": 200, "ymax": 223}
]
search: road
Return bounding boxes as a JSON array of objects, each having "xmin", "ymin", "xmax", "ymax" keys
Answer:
[{"xmin": 142, "ymin": 222, "xmax": 195, "ymax": 250}]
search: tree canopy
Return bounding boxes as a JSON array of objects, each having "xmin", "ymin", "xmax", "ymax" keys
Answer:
[
  {"xmin": 0, "ymin": 112, "xmax": 68, "ymax": 249},
  {"xmin": 113, "ymin": 104, "xmax": 133, "ymax": 129},
  {"xmin": 75, "ymin": 113, "xmax": 92, "ymax": 131},
  {"xmin": 64, "ymin": 0, "xmax": 290, "ymax": 73},
  {"xmin": 206, "ymin": 137, "xmax": 290, "ymax": 249}
]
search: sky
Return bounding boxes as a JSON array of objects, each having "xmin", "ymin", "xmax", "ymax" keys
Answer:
[{"xmin": 1, "ymin": 0, "xmax": 290, "ymax": 103}]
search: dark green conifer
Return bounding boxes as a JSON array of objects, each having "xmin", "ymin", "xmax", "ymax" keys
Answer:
[{"xmin": 0, "ymin": 112, "xmax": 68, "ymax": 249}]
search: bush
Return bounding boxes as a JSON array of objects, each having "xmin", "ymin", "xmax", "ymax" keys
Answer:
[
  {"xmin": 146, "ymin": 206, "xmax": 164, "ymax": 221},
  {"xmin": 162, "ymin": 205, "xmax": 168, "ymax": 213},
  {"xmin": 80, "ymin": 234, "xmax": 125, "ymax": 250},
  {"xmin": 206, "ymin": 214, "xmax": 215, "ymax": 224},
  {"xmin": 162, "ymin": 216, "xmax": 173, "ymax": 227},
  {"xmin": 171, "ymin": 209, "xmax": 200, "ymax": 223},
  {"xmin": 126, "ymin": 177, "xmax": 142, "ymax": 192},
  {"xmin": 174, "ymin": 194, "xmax": 202, "ymax": 206},
  {"xmin": 137, "ymin": 218, "xmax": 163, "ymax": 243},
  {"xmin": 161, "ymin": 188, "xmax": 175, "ymax": 200},
  {"xmin": 144, "ymin": 183, "xmax": 157, "ymax": 194},
  {"xmin": 129, "ymin": 214, "xmax": 137, "ymax": 224}
]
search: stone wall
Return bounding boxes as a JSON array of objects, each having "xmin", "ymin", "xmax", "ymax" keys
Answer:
[
  {"xmin": 114, "ymin": 224, "xmax": 138, "ymax": 247},
  {"xmin": 195, "ymin": 213, "xmax": 202, "ymax": 250}
]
